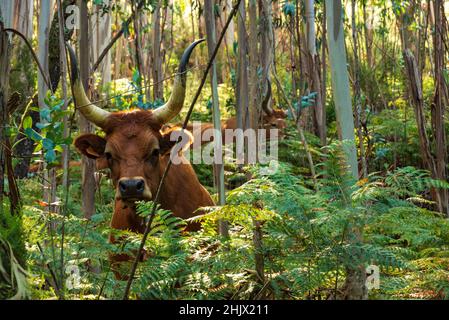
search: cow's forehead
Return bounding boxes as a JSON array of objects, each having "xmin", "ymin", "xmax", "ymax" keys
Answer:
[{"xmin": 105, "ymin": 126, "xmax": 160, "ymax": 155}]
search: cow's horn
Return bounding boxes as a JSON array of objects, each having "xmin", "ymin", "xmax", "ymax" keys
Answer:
[
  {"xmin": 66, "ymin": 43, "xmax": 110, "ymax": 128},
  {"xmin": 152, "ymin": 39, "xmax": 205, "ymax": 124},
  {"xmin": 261, "ymin": 78, "xmax": 273, "ymax": 116}
]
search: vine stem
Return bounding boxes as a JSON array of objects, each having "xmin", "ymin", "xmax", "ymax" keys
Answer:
[
  {"xmin": 3, "ymin": 28, "xmax": 52, "ymax": 91},
  {"xmin": 122, "ymin": 0, "xmax": 242, "ymax": 300}
]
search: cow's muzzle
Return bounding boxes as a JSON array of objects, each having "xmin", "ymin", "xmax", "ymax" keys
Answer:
[{"xmin": 117, "ymin": 177, "xmax": 151, "ymax": 201}]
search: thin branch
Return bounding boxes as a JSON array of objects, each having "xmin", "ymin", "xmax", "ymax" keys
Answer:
[{"xmin": 3, "ymin": 28, "xmax": 52, "ymax": 91}]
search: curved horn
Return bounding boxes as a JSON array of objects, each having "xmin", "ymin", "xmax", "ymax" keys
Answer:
[
  {"xmin": 66, "ymin": 44, "xmax": 110, "ymax": 128},
  {"xmin": 261, "ymin": 78, "xmax": 274, "ymax": 116},
  {"xmin": 152, "ymin": 39, "xmax": 205, "ymax": 124}
]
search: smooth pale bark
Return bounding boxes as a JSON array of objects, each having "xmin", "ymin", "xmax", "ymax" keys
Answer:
[
  {"xmin": 326, "ymin": 0, "xmax": 366, "ymax": 300},
  {"xmin": 92, "ymin": 4, "xmax": 111, "ymax": 85},
  {"xmin": 12, "ymin": 0, "xmax": 33, "ymax": 38},
  {"xmin": 225, "ymin": 0, "xmax": 235, "ymax": 47},
  {"xmin": 362, "ymin": 1, "xmax": 374, "ymax": 68},
  {"xmin": 37, "ymin": 0, "xmax": 54, "ymax": 114},
  {"xmin": 131, "ymin": 2, "xmax": 143, "ymax": 96},
  {"xmin": 37, "ymin": 0, "xmax": 55, "ymax": 212},
  {"xmin": 325, "ymin": 0, "xmax": 358, "ymax": 179},
  {"xmin": 79, "ymin": 0, "xmax": 96, "ymax": 219},
  {"xmin": 204, "ymin": 0, "xmax": 228, "ymax": 238},
  {"xmin": 9, "ymin": 1, "xmax": 35, "ymax": 178},
  {"xmin": 152, "ymin": 0, "xmax": 163, "ymax": 100},
  {"xmin": 114, "ymin": 2, "xmax": 123, "ymax": 81}
]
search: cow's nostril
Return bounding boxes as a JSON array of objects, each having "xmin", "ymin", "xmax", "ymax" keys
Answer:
[
  {"xmin": 136, "ymin": 180, "xmax": 144, "ymax": 192},
  {"xmin": 119, "ymin": 181, "xmax": 127, "ymax": 193}
]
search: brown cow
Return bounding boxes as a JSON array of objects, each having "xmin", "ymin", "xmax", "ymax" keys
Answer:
[
  {"xmin": 180, "ymin": 80, "xmax": 287, "ymax": 148},
  {"xmin": 67, "ymin": 40, "xmax": 213, "ymax": 274}
]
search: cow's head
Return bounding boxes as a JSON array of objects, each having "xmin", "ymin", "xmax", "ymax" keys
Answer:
[{"xmin": 68, "ymin": 40, "xmax": 204, "ymax": 204}]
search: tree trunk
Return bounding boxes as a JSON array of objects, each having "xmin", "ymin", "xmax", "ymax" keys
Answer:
[
  {"xmin": 0, "ymin": 5, "xmax": 14, "ymax": 217},
  {"xmin": 259, "ymin": 0, "xmax": 273, "ymax": 116},
  {"xmin": 351, "ymin": 0, "xmax": 367, "ymax": 178},
  {"xmin": 325, "ymin": 0, "xmax": 366, "ymax": 300},
  {"xmin": 37, "ymin": 0, "xmax": 56, "ymax": 213},
  {"xmin": 431, "ymin": 0, "xmax": 448, "ymax": 216},
  {"xmin": 92, "ymin": 2, "xmax": 111, "ymax": 86},
  {"xmin": 152, "ymin": 0, "xmax": 164, "ymax": 100},
  {"xmin": 225, "ymin": 0, "xmax": 235, "ymax": 47},
  {"xmin": 236, "ymin": 0, "xmax": 248, "ymax": 167},
  {"xmin": 79, "ymin": 0, "xmax": 96, "ymax": 219},
  {"xmin": 248, "ymin": 0, "xmax": 259, "ymax": 131},
  {"xmin": 362, "ymin": 1, "xmax": 374, "ymax": 68},
  {"xmin": 305, "ymin": 0, "xmax": 326, "ymax": 145},
  {"xmin": 403, "ymin": 50, "xmax": 440, "ymax": 209},
  {"xmin": 205, "ymin": 0, "xmax": 228, "ymax": 238},
  {"xmin": 57, "ymin": 0, "xmax": 70, "ymax": 193},
  {"xmin": 131, "ymin": 1, "xmax": 144, "ymax": 96},
  {"xmin": 8, "ymin": 0, "xmax": 36, "ymax": 178}
]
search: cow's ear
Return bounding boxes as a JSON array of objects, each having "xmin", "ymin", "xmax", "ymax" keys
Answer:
[
  {"xmin": 159, "ymin": 132, "xmax": 177, "ymax": 156},
  {"xmin": 74, "ymin": 134, "xmax": 106, "ymax": 159},
  {"xmin": 159, "ymin": 128, "xmax": 193, "ymax": 156}
]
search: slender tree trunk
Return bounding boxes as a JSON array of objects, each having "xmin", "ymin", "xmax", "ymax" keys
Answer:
[
  {"xmin": 57, "ymin": 0, "xmax": 70, "ymax": 192},
  {"xmin": 403, "ymin": 50, "xmax": 440, "ymax": 207},
  {"xmin": 92, "ymin": 2, "xmax": 111, "ymax": 86},
  {"xmin": 326, "ymin": 0, "xmax": 366, "ymax": 300},
  {"xmin": 321, "ymin": 0, "xmax": 327, "ymax": 132},
  {"xmin": 131, "ymin": 1, "xmax": 144, "ymax": 96},
  {"xmin": 362, "ymin": 1, "xmax": 374, "ymax": 68},
  {"xmin": 37, "ymin": 0, "xmax": 53, "ymax": 111},
  {"xmin": 114, "ymin": 4, "xmax": 123, "ymax": 81},
  {"xmin": 79, "ymin": 0, "xmax": 96, "ymax": 219},
  {"xmin": 9, "ymin": 1, "xmax": 36, "ymax": 178},
  {"xmin": 305, "ymin": 0, "xmax": 326, "ymax": 145},
  {"xmin": 38, "ymin": 0, "xmax": 55, "ymax": 212},
  {"xmin": 205, "ymin": 0, "xmax": 228, "ymax": 238},
  {"xmin": 351, "ymin": 0, "xmax": 367, "ymax": 178},
  {"xmin": 225, "ymin": 0, "xmax": 235, "ymax": 47},
  {"xmin": 432, "ymin": 0, "xmax": 448, "ymax": 216},
  {"xmin": 248, "ymin": 0, "xmax": 260, "ymax": 131},
  {"xmin": 236, "ymin": 0, "xmax": 248, "ymax": 163},
  {"xmin": 152, "ymin": 0, "xmax": 163, "ymax": 100},
  {"xmin": 326, "ymin": 0, "xmax": 358, "ymax": 178},
  {"xmin": 0, "ymin": 5, "xmax": 14, "ymax": 217},
  {"xmin": 259, "ymin": 0, "xmax": 273, "ymax": 115}
]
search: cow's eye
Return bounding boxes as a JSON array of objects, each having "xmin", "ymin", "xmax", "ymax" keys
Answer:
[
  {"xmin": 105, "ymin": 152, "xmax": 114, "ymax": 166},
  {"xmin": 151, "ymin": 149, "xmax": 160, "ymax": 158},
  {"xmin": 148, "ymin": 148, "xmax": 160, "ymax": 165}
]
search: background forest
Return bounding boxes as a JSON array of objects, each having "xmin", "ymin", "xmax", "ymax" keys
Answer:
[{"xmin": 1, "ymin": 0, "xmax": 449, "ymax": 300}]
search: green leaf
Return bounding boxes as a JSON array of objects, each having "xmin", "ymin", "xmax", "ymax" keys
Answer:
[
  {"xmin": 44, "ymin": 149, "xmax": 57, "ymax": 163},
  {"xmin": 24, "ymin": 128, "xmax": 43, "ymax": 142},
  {"xmin": 39, "ymin": 108, "xmax": 51, "ymax": 122},
  {"xmin": 23, "ymin": 116, "xmax": 33, "ymax": 129},
  {"xmin": 42, "ymin": 138, "xmax": 55, "ymax": 150},
  {"xmin": 36, "ymin": 122, "xmax": 51, "ymax": 130}
]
